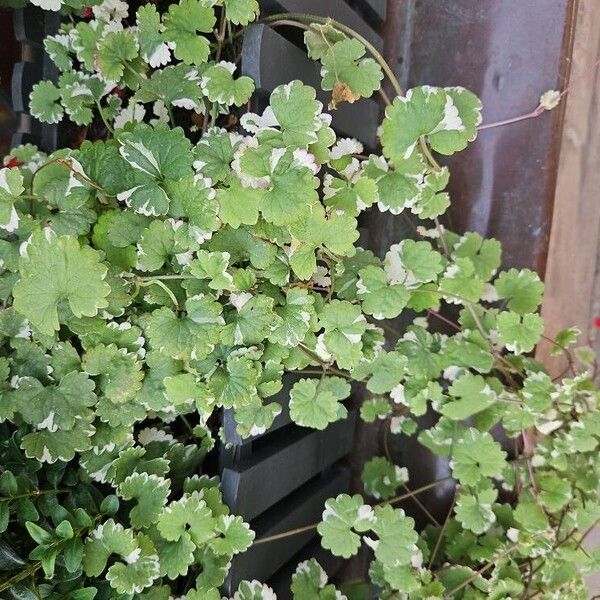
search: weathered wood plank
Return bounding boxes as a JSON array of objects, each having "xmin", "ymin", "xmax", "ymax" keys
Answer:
[
  {"xmin": 259, "ymin": 0, "xmax": 382, "ymax": 50},
  {"xmin": 221, "ymin": 412, "xmax": 356, "ymax": 521},
  {"xmin": 242, "ymin": 24, "xmax": 380, "ymax": 148},
  {"xmin": 225, "ymin": 468, "xmax": 350, "ymax": 592},
  {"xmin": 537, "ymin": 1, "xmax": 600, "ymax": 383}
]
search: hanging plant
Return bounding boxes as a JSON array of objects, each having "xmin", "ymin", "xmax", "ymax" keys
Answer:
[{"xmin": 0, "ymin": 0, "xmax": 597, "ymax": 598}]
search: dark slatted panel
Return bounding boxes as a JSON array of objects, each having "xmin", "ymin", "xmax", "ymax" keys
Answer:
[
  {"xmin": 259, "ymin": 0, "xmax": 382, "ymax": 50},
  {"xmin": 11, "ymin": 5, "xmax": 61, "ymax": 152},
  {"xmin": 222, "ymin": 413, "xmax": 356, "ymax": 521},
  {"xmin": 242, "ymin": 24, "xmax": 380, "ymax": 148},
  {"xmin": 225, "ymin": 468, "xmax": 350, "ymax": 592},
  {"xmin": 344, "ymin": 0, "xmax": 386, "ymax": 30}
]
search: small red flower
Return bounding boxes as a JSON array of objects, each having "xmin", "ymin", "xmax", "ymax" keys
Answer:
[
  {"xmin": 594, "ymin": 317, "xmax": 600, "ymax": 329},
  {"xmin": 5, "ymin": 157, "xmax": 22, "ymax": 169},
  {"xmin": 81, "ymin": 6, "xmax": 93, "ymax": 18}
]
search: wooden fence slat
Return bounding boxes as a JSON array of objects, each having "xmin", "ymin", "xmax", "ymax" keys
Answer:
[
  {"xmin": 242, "ymin": 24, "xmax": 380, "ymax": 148},
  {"xmin": 226, "ymin": 468, "xmax": 350, "ymax": 591},
  {"xmin": 221, "ymin": 412, "xmax": 356, "ymax": 521}
]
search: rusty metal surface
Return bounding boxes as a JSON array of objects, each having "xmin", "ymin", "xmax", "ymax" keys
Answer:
[{"xmin": 396, "ymin": 0, "xmax": 577, "ymax": 275}]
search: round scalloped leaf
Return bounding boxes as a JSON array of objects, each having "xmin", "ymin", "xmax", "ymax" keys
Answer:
[
  {"xmin": 30, "ymin": 81, "xmax": 64, "ymax": 124},
  {"xmin": 201, "ymin": 62, "xmax": 255, "ymax": 107},
  {"xmin": 118, "ymin": 472, "xmax": 170, "ymax": 528},
  {"xmin": 97, "ymin": 30, "xmax": 139, "ymax": 81},
  {"xmin": 289, "ymin": 377, "xmax": 349, "ymax": 430},
  {"xmin": 317, "ymin": 494, "xmax": 375, "ymax": 559},
  {"xmin": 13, "ymin": 231, "xmax": 111, "ymax": 335},
  {"xmin": 163, "ymin": 0, "xmax": 216, "ymax": 66},
  {"xmin": 222, "ymin": 0, "xmax": 259, "ymax": 25}
]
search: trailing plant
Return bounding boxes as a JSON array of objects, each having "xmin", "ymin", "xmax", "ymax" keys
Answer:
[{"xmin": 0, "ymin": 0, "xmax": 598, "ymax": 598}]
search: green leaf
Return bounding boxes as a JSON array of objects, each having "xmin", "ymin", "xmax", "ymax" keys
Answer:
[
  {"xmin": 26, "ymin": 521, "xmax": 54, "ymax": 545},
  {"xmin": 428, "ymin": 87, "xmax": 482, "ymax": 155},
  {"xmin": 8, "ymin": 371, "xmax": 96, "ymax": 430},
  {"xmin": 362, "ymin": 457, "xmax": 408, "ymax": 500},
  {"xmin": 318, "ymin": 300, "xmax": 367, "ymax": 369},
  {"xmin": 381, "ymin": 86, "xmax": 482, "ymax": 163},
  {"xmin": 514, "ymin": 491, "xmax": 549, "ymax": 533},
  {"xmin": 30, "ymin": 81, "xmax": 63, "ymax": 124},
  {"xmin": 364, "ymin": 351, "xmax": 406, "ymax": 394},
  {"xmin": 118, "ymin": 123, "xmax": 192, "ymax": 181},
  {"xmin": 384, "ymin": 239, "xmax": 443, "ymax": 287},
  {"xmin": 291, "ymin": 558, "xmax": 342, "ymax": 599},
  {"xmin": 201, "ymin": 62, "xmax": 255, "ymax": 107},
  {"xmin": 163, "ymin": 0, "xmax": 216, "ymax": 66},
  {"xmin": 152, "ymin": 531, "xmax": 196, "ymax": 579},
  {"xmin": 136, "ymin": 220, "xmax": 175, "ymax": 271},
  {"xmin": 451, "ymin": 232, "xmax": 501, "ymax": 282},
  {"xmin": 137, "ymin": 64, "xmax": 203, "ymax": 112},
  {"xmin": 304, "ymin": 23, "xmax": 346, "ymax": 61},
  {"xmin": 537, "ymin": 474, "xmax": 572, "ymax": 512},
  {"xmin": 317, "ymin": 494, "xmax": 375, "ymax": 558},
  {"xmin": 0, "ymin": 167, "xmax": 24, "ymax": 232},
  {"xmin": 13, "ymin": 231, "xmax": 111, "ymax": 335},
  {"xmin": 209, "ymin": 514, "xmax": 254, "ymax": 557},
  {"xmin": 217, "ymin": 180, "xmax": 262, "ymax": 228},
  {"xmin": 222, "ymin": 0, "xmax": 259, "ymax": 25},
  {"xmin": 119, "ymin": 473, "xmax": 170, "ymax": 528},
  {"xmin": 163, "ymin": 373, "xmax": 203, "ymax": 407},
  {"xmin": 44, "ymin": 33, "xmax": 73, "ymax": 72},
  {"xmin": 193, "ymin": 128, "xmax": 239, "ymax": 182},
  {"xmin": 450, "ymin": 428, "xmax": 507, "ymax": 486},
  {"xmin": 157, "ymin": 491, "xmax": 216, "ymax": 545},
  {"xmin": 269, "ymin": 81, "xmax": 322, "ymax": 147},
  {"xmin": 97, "ymin": 30, "xmax": 138, "ymax": 81},
  {"xmin": 145, "ymin": 297, "xmax": 223, "ymax": 361},
  {"xmin": 137, "ymin": 4, "xmax": 171, "ymax": 67},
  {"xmin": 494, "ymin": 268, "xmax": 544, "ymax": 314},
  {"xmin": 269, "ymin": 288, "xmax": 316, "ymax": 347},
  {"xmin": 189, "ymin": 250, "xmax": 234, "ymax": 290},
  {"xmin": 440, "ymin": 374, "xmax": 497, "ymax": 420},
  {"xmin": 357, "ymin": 265, "xmax": 409, "ymax": 319},
  {"xmin": 234, "ymin": 145, "xmax": 319, "ymax": 226},
  {"xmin": 360, "ymin": 397, "xmax": 392, "ymax": 422},
  {"xmin": 233, "ymin": 396, "xmax": 281, "ymax": 438},
  {"xmin": 231, "ymin": 580, "xmax": 276, "ymax": 599},
  {"xmin": 21, "ymin": 422, "xmax": 94, "ymax": 463},
  {"xmin": 320, "ymin": 39, "xmax": 383, "ymax": 109},
  {"xmin": 289, "ymin": 377, "xmax": 350, "ymax": 430},
  {"xmin": 369, "ymin": 505, "xmax": 418, "ymax": 567},
  {"xmin": 208, "ymin": 355, "xmax": 257, "ymax": 409},
  {"xmin": 83, "ymin": 344, "xmax": 143, "ymax": 404},
  {"xmin": 105, "ymin": 534, "xmax": 160, "ymax": 595},
  {"xmin": 454, "ymin": 488, "xmax": 498, "ymax": 535},
  {"xmin": 222, "ymin": 294, "xmax": 280, "ymax": 346},
  {"xmin": 552, "ymin": 327, "xmax": 580, "ymax": 356},
  {"xmin": 439, "ymin": 257, "xmax": 485, "ymax": 303},
  {"xmin": 496, "ymin": 311, "xmax": 544, "ymax": 355}
]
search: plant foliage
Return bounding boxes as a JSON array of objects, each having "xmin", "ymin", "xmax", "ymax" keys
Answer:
[{"xmin": 0, "ymin": 0, "xmax": 598, "ymax": 598}]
